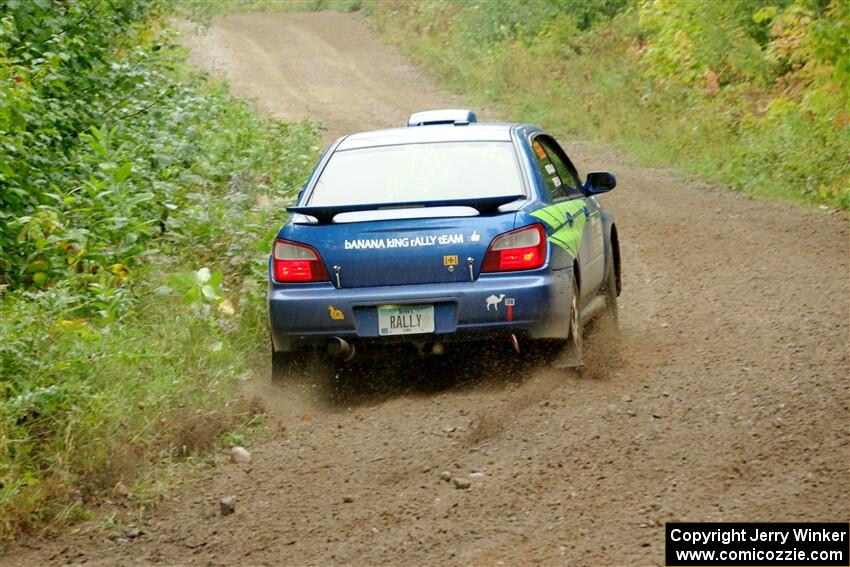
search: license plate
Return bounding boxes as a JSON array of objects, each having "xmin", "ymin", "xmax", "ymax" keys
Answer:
[{"xmin": 378, "ymin": 304, "xmax": 435, "ymax": 336}]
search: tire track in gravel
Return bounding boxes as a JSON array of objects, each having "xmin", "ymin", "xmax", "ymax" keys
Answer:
[{"xmin": 4, "ymin": 11, "xmax": 847, "ymax": 567}]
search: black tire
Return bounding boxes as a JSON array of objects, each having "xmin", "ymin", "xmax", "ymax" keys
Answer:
[
  {"xmin": 602, "ymin": 252, "xmax": 619, "ymax": 325},
  {"xmin": 566, "ymin": 274, "xmax": 584, "ymax": 366}
]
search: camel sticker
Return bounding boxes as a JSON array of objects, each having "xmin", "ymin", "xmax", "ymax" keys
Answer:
[{"xmin": 485, "ymin": 294, "xmax": 505, "ymax": 311}]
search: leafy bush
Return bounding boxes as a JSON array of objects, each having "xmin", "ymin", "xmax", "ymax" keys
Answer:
[
  {"xmin": 0, "ymin": 0, "xmax": 319, "ymax": 539},
  {"xmin": 371, "ymin": 0, "xmax": 850, "ymax": 208}
]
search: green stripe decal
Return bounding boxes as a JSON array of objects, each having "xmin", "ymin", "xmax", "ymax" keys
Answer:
[
  {"xmin": 549, "ymin": 233, "xmax": 571, "ymax": 251},
  {"xmin": 531, "ymin": 208, "xmax": 561, "ymax": 229},
  {"xmin": 552, "ymin": 224, "xmax": 582, "ymax": 256},
  {"xmin": 532, "ymin": 201, "xmax": 588, "ymax": 256}
]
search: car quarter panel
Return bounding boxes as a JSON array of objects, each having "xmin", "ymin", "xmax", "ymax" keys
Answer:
[
  {"xmin": 513, "ymin": 127, "xmax": 582, "ymax": 272},
  {"xmin": 513, "ymin": 126, "xmax": 607, "ymax": 297}
]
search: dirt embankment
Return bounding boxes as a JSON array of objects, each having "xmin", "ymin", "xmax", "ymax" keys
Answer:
[{"xmin": 5, "ymin": 12, "xmax": 848, "ymax": 567}]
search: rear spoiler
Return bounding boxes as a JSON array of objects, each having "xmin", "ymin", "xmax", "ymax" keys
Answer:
[{"xmin": 287, "ymin": 194, "xmax": 525, "ymax": 224}]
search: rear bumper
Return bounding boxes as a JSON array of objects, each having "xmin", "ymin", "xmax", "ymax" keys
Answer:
[{"xmin": 268, "ymin": 269, "xmax": 572, "ymax": 352}]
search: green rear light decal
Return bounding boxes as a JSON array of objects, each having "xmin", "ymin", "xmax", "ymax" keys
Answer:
[
  {"xmin": 531, "ymin": 207, "xmax": 561, "ymax": 229},
  {"xmin": 531, "ymin": 200, "xmax": 588, "ymax": 256}
]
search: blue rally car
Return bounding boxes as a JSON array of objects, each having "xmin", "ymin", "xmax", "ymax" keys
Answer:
[{"xmin": 268, "ymin": 110, "xmax": 621, "ymax": 382}]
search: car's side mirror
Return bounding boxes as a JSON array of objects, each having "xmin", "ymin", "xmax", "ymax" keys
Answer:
[{"xmin": 584, "ymin": 171, "xmax": 616, "ymax": 195}]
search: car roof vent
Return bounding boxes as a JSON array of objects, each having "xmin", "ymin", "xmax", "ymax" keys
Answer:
[{"xmin": 407, "ymin": 109, "xmax": 477, "ymax": 127}]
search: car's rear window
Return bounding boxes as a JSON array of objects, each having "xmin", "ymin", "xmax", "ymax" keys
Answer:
[{"xmin": 308, "ymin": 141, "xmax": 523, "ymax": 206}]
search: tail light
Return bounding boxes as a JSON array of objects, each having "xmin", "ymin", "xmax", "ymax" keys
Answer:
[
  {"xmin": 272, "ymin": 239, "xmax": 330, "ymax": 282},
  {"xmin": 481, "ymin": 224, "xmax": 547, "ymax": 272}
]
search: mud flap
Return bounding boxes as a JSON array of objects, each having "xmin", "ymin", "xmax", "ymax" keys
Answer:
[{"xmin": 553, "ymin": 275, "xmax": 583, "ymax": 370}]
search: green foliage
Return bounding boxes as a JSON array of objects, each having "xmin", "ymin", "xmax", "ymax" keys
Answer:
[
  {"xmin": 638, "ymin": 0, "xmax": 782, "ymax": 87},
  {"xmin": 0, "ymin": 0, "xmax": 320, "ymax": 539},
  {"xmin": 0, "ymin": 0, "xmax": 161, "ymax": 285},
  {"xmin": 371, "ymin": 0, "xmax": 850, "ymax": 208},
  {"xmin": 169, "ymin": 267, "xmax": 226, "ymax": 307}
]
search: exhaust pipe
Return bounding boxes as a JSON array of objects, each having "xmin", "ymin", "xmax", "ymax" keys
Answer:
[
  {"xmin": 510, "ymin": 333, "xmax": 521, "ymax": 354},
  {"xmin": 327, "ymin": 337, "xmax": 356, "ymax": 362}
]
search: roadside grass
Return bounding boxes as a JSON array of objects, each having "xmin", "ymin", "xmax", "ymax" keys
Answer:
[
  {"xmin": 1, "ymin": 284, "xmax": 252, "ymax": 535},
  {"xmin": 368, "ymin": 2, "xmax": 850, "ymax": 210},
  {"xmin": 0, "ymin": 113, "xmax": 318, "ymax": 541},
  {"xmin": 0, "ymin": 10, "xmax": 320, "ymax": 541}
]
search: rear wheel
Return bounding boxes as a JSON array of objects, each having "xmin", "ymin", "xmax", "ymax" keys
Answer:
[
  {"xmin": 602, "ymin": 252, "xmax": 619, "ymax": 324},
  {"xmin": 567, "ymin": 275, "xmax": 584, "ymax": 365},
  {"xmin": 549, "ymin": 273, "xmax": 584, "ymax": 370}
]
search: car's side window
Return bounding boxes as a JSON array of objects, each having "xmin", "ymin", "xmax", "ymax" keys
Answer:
[
  {"xmin": 530, "ymin": 138, "xmax": 567, "ymax": 200},
  {"xmin": 538, "ymin": 136, "xmax": 583, "ymax": 199}
]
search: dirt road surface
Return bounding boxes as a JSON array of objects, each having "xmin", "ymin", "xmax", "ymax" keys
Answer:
[{"xmin": 5, "ymin": 12, "xmax": 848, "ymax": 567}]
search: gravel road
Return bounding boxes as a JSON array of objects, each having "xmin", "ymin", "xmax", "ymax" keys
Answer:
[{"xmin": 5, "ymin": 11, "xmax": 848, "ymax": 567}]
